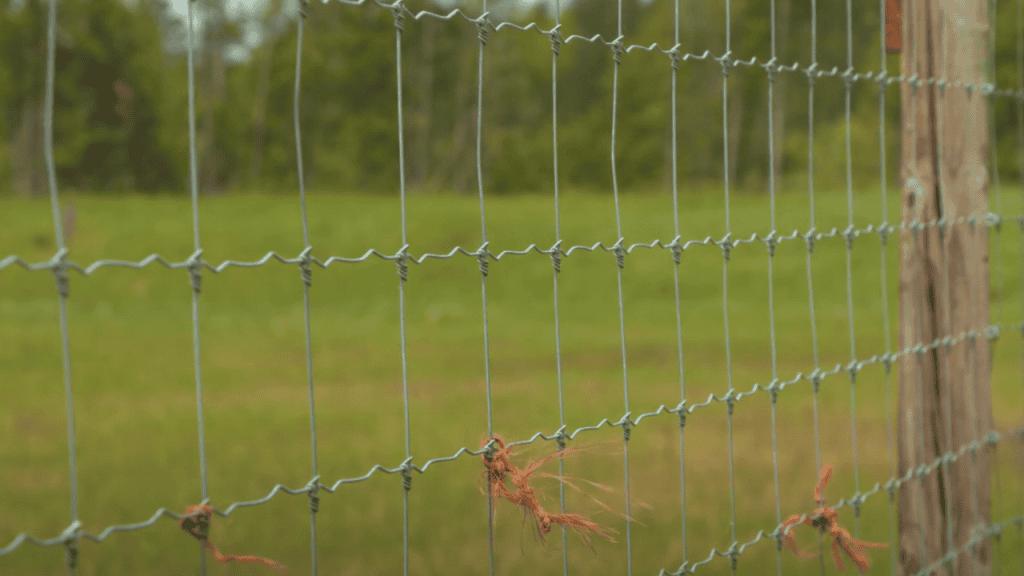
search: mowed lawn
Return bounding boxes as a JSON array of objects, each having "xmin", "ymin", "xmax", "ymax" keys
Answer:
[{"xmin": 2, "ymin": 188, "xmax": 1024, "ymax": 576}]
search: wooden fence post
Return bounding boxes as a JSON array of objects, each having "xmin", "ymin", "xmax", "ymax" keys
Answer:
[{"xmin": 897, "ymin": 0, "xmax": 994, "ymax": 574}]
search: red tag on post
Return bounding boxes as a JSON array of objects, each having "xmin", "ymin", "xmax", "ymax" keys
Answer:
[{"xmin": 886, "ymin": 0, "xmax": 902, "ymax": 53}]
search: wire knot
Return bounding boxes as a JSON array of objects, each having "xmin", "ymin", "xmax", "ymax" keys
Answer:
[
  {"xmin": 675, "ymin": 400, "xmax": 687, "ymax": 428},
  {"xmin": 669, "ymin": 236, "xmax": 681, "ymax": 265},
  {"xmin": 881, "ymin": 352, "xmax": 893, "ymax": 374},
  {"xmin": 990, "ymin": 523, "xmax": 1003, "ymax": 542},
  {"xmin": 841, "ymin": 67, "xmax": 855, "ymax": 90},
  {"xmin": 874, "ymin": 70, "xmax": 888, "ymax": 90},
  {"xmin": 299, "ymin": 0, "xmax": 309, "ymax": 18},
  {"xmin": 50, "ymin": 247, "xmax": 70, "ymax": 299},
  {"xmin": 611, "ymin": 37, "xmax": 624, "ymax": 66},
  {"xmin": 620, "ymin": 414, "xmax": 632, "ymax": 442},
  {"xmin": 717, "ymin": 51, "xmax": 732, "ymax": 78},
  {"xmin": 60, "ymin": 521, "xmax": 81, "ymax": 570},
  {"xmin": 849, "ymin": 492, "xmax": 863, "ymax": 516},
  {"xmin": 550, "ymin": 26, "xmax": 562, "ymax": 56},
  {"xmin": 390, "ymin": 3, "xmax": 405, "ymax": 32},
  {"xmin": 726, "ymin": 541, "xmax": 739, "ymax": 571},
  {"xmin": 762, "ymin": 57, "xmax": 778, "ymax": 84},
  {"xmin": 986, "ymin": 211, "xmax": 1002, "ymax": 231},
  {"xmin": 186, "ymin": 250, "xmax": 203, "ymax": 294},
  {"xmin": 477, "ymin": 242, "xmax": 489, "ymax": 277},
  {"xmin": 810, "ymin": 370, "xmax": 822, "ymax": 393},
  {"xmin": 612, "ymin": 239, "xmax": 625, "ymax": 269},
  {"xmin": 669, "ymin": 46, "xmax": 681, "ymax": 71},
  {"xmin": 804, "ymin": 62, "xmax": 818, "ymax": 85},
  {"xmin": 306, "ymin": 476, "xmax": 320, "ymax": 514},
  {"xmin": 878, "ymin": 222, "xmax": 889, "ymax": 245},
  {"xmin": 984, "ymin": 430, "xmax": 1000, "ymax": 446},
  {"xmin": 720, "ymin": 235, "xmax": 732, "ymax": 261},
  {"xmin": 883, "ymin": 478, "xmax": 896, "ymax": 501},
  {"xmin": 400, "ymin": 458, "xmax": 413, "ymax": 492},
  {"xmin": 554, "ymin": 427, "xmax": 567, "ymax": 452},
  {"xmin": 842, "ymin": 225, "xmax": 855, "ymax": 249},
  {"xmin": 396, "ymin": 245, "xmax": 409, "ymax": 282},
  {"xmin": 476, "ymin": 13, "xmax": 491, "ymax": 45},
  {"xmin": 765, "ymin": 231, "xmax": 777, "ymax": 258},
  {"xmin": 550, "ymin": 240, "xmax": 562, "ymax": 273},
  {"xmin": 299, "ymin": 246, "xmax": 313, "ymax": 287},
  {"xmin": 804, "ymin": 228, "xmax": 816, "ymax": 254}
]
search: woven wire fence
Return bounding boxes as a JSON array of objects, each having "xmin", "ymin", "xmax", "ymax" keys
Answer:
[{"xmin": 3, "ymin": 0, "xmax": 1024, "ymax": 574}]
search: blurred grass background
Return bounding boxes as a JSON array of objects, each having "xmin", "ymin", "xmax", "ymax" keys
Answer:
[{"xmin": 2, "ymin": 187, "xmax": 1024, "ymax": 575}]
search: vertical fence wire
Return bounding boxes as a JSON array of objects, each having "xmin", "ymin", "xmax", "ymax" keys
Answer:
[
  {"xmin": 391, "ymin": 5, "xmax": 413, "ymax": 575},
  {"xmin": 669, "ymin": 0, "xmax": 688, "ymax": 570},
  {"xmin": 292, "ymin": 3, "xmax": 320, "ymax": 575},
  {"xmin": 877, "ymin": 0, "xmax": 900, "ymax": 570},
  {"xmin": 549, "ymin": 1, "xmax": 570, "ymax": 574},
  {"xmin": 841, "ymin": 0, "xmax": 863, "ymax": 541},
  {"xmin": 185, "ymin": 1, "xmax": 210, "ymax": 574},
  {"xmin": 43, "ymin": 0, "xmax": 79, "ymax": 573},
  {"xmin": 804, "ymin": 0, "xmax": 827, "ymax": 571},
  {"xmin": 472, "ymin": 2, "xmax": 496, "ymax": 575},
  {"xmin": 609, "ymin": 2, "xmax": 633, "ymax": 574},
  {"xmin": 764, "ymin": 0, "xmax": 783, "ymax": 573},
  {"xmin": 718, "ymin": 0, "xmax": 740, "ymax": 572}
]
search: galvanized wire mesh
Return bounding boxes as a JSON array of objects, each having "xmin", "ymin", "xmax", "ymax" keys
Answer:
[{"xmin": 3, "ymin": 0, "xmax": 1024, "ymax": 574}]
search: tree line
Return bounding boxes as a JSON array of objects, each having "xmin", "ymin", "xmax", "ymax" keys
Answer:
[{"xmin": 2, "ymin": 0, "xmax": 1022, "ymax": 198}]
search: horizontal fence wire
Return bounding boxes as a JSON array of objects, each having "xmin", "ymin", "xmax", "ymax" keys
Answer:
[{"xmin": 2, "ymin": 0, "xmax": 1023, "ymax": 574}]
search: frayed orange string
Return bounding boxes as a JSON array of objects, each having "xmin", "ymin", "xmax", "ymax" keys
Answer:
[
  {"xmin": 481, "ymin": 434, "xmax": 637, "ymax": 550},
  {"xmin": 780, "ymin": 464, "xmax": 887, "ymax": 572},
  {"xmin": 179, "ymin": 504, "xmax": 289, "ymax": 574}
]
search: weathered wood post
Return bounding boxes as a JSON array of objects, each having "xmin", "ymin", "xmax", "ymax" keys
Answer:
[{"xmin": 897, "ymin": 0, "xmax": 994, "ymax": 573}]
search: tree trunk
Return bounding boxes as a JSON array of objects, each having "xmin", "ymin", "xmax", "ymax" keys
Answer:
[
  {"xmin": 12, "ymin": 99, "xmax": 46, "ymax": 198},
  {"xmin": 727, "ymin": 80, "xmax": 742, "ymax": 191},
  {"xmin": 413, "ymin": 18, "xmax": 435, "ymax": 194},
  {"xmin": 772, "ymin": 0, "xmax": 791, "ymax": 179}
]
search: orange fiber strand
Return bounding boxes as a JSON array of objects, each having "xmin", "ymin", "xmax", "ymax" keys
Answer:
[
  {"xmin": 780, "ymin": 464, "xmax": 887, "ymax": 572},
  {"xmin": 481, "ymin": 434, "xmax": 623, "ymax": 550},
  {"xmin": 179, "ymin": 504, "xmax": 289, "ymax": 574}
]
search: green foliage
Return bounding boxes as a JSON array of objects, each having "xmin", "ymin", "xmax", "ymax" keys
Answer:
[
  {"xmin": 0, "ymin": 0, "xmax": 1020, "ymax": 197},
  {"xmin": 0, "ymin": 0, "xmax": 179, "ymax": 195}
]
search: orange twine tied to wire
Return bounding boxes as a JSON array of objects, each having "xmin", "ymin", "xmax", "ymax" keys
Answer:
[
  {"xmin": 179, "ymin": 504, "xmax": 289, "ymax": 574},
  {"xmin": 482, "ymin": 434, "xmax": 633, "ymax": 550}
]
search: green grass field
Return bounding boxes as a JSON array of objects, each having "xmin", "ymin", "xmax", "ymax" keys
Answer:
[{"xmin": 3, "ymin": 188, "xmax": 1024, "ymax": 576}]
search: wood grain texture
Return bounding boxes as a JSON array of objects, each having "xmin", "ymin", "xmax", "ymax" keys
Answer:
[{"xmin": 898, "ymin": 0, "xmax": 993, "ymax": 574}]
